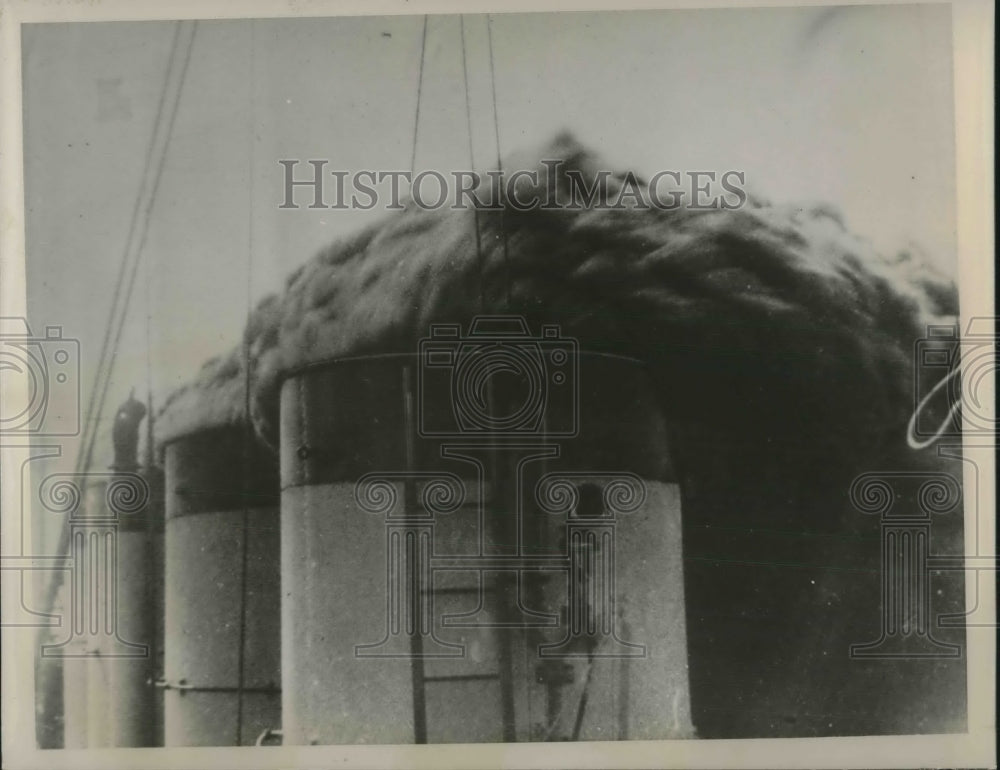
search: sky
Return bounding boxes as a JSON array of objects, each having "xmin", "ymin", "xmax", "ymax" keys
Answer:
[{"xmin": 21, "ymin": 3, "xmax": 956, "ymax": 488}]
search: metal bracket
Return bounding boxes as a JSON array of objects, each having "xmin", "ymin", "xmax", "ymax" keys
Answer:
[
  {"xmin": 255, "ymin": 727, "xmax": 283, "ymax": 746},
  {"xmin": 152, "ymin": 677, "xmax": 280, "ymax": 696}
]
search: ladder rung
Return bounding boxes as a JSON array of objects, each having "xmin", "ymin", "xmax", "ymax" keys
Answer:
[{"xmin": 423, "ymin": 673, "xmax": 499, "ymax": 683}]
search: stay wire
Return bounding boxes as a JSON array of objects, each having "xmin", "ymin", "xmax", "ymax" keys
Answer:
[
  {"xmin": 143, "ymin": 204, "xmax": 156, "ymax": 467},
  {"xmin": 404, "ymin": 15, "xmax": 431, "ymax": 740},
  {"xmin": 485, "ymin": 15, "xmax": 511, "ymax": 309},
  {"xmin": 139, "ymin": 42, "xmax": 160, "ymax": 718},
  {"xmin": 45, "ymin": 21, "xmax": 192, "ymax": 618},
  {"xmin": 85, "ymin": 23, "xmax": 194, "ymax": 707},
  {"xmin": 82, "ymin": 20, "xmax": 197, "ymax": 479},
  {"xmin": 232, "ymin": 17, "xmax": 259, "ymax": 746},
  {"xmin": 460, "ymin": 16, "xmax": 486, "ymax": 311},
  {"xmin": 77, "ymin": 21, "xmax": 181, "ymax": 479},
  {"xmin": 410, "ymin": 16, "xmax": 429, "ymax": 178}
]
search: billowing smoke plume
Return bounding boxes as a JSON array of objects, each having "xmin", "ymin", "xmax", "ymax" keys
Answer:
[
  {"xmin": 157, "ymin": 347, "xmax": 247, "ymax": 445},
  {"xmin": 159, "ymin": 131, "xmax": 954, "ymax": 457},
  {"xmin": 156, "ymin": 133, "xmax": 963, "ymax": 737}
]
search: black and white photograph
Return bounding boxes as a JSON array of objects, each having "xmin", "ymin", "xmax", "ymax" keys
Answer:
[{"xmin": 0, "ymin": 0, "xmax": 994, "ymax": 768}]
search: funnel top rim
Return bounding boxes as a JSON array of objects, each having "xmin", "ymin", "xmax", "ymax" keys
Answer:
[{"xmin": 279, "ymin": 349, "xmax": 648, "ymax": 382}]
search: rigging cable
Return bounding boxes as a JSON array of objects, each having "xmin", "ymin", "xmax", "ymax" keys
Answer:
[
  {"xmin": 571, "ymin": 650, "xmax": 597, "ymax": 740},
  {"xmin": 44, "ymin": 20, "xmax": 198, "ymax": 619},
  {"xmin": 82, "ymin": 20, "xmax": 197, "ymax": 478},
  {"xmin": 410, "ymin": 16, "xmax": 429, "ymax": 178},
  {"xmin": 465, "ymin": 16, "xmax": 516, "ymax": 739},
  {"xmin": 140, "ymin": 82, "xmax": 159, "ymax": 736},
  {"xmin": 485, "ymin": 15, "xmax": 512, "ymax": 309},
  {"xmin": 407, "ymin": 16, "xmax": 432, "ymax": 745},
  {"xmin": 75, "ymin": 22, "xmax": 181, "ymax": 481},
  {"xmin": 460, "ymin": 16, "xmax": 486, "ymax": 311},
  {"xmin": 234, "ymin": 17, "xmax": 257, "ymax": 746}
]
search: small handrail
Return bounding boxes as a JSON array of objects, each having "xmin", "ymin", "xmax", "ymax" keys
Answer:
[{"xmin": 255, "ymin": 727, "xmax": 283, "ymax": 747}]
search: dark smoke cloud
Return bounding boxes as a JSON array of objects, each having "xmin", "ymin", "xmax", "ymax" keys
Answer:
[
  {"xmin": 159, "ymin": 131, "xmax": 955, "ymax": 456},
  {"xmin": 156, "ymin": 133, "xmax": 964, "ymax": 736},
  {"xmin": 156, "ymin": 348, "xmax": 246, "ymax": 445}
]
